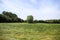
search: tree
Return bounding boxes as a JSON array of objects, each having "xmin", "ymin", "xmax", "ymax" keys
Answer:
[
  {"xmin": 38, "ymin": 20, "xmax": 45, "ymax": 23},
  {"xmin": 2, "ymin": 11, "xmax": 18, "ymax": 22},
  {"xmin": 34, "ymin": 20, "xmax": 38, "ymax": 23},
  {"xmin": 27, "ymin": 15, "xmax": 33, "ymax": 23},
  {"xmin": 0, "ymin": 14, "xmax": 11, "ymax": 22},
  {"xmin": 17, "ymin": 18, "xmax": 24, "ymax": 22},
  {"xmin": 0, "ymin": 11, "xmax": 25, "ymax": 23}
]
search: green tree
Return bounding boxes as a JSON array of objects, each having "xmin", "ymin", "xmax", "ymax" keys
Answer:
[
  {"xmin": 34, "ymin": 20, "xmax": 38, "ymax": 23},
  {"xmin": 2, "ymin": 11, "xmax": 18, "ymax": 22},
  {"xmin": 1, "ymin": 11, "xmax": 24, "ymax": 22},
  {"xmin": 0, "ymin": 14, "xmax": 11, "ymax": 22},
  {"xmin": 27, "ymin": 15, "xmax": 33, "ymax": 23}
]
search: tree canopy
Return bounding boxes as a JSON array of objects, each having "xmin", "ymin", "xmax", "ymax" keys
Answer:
[
  {"xmin": 0, "ymin": 11, "xmax": 24, "ymax": 22},
  {"xmin": 27, "ymin": 15, "xmax": 33, "ymax": 23}
]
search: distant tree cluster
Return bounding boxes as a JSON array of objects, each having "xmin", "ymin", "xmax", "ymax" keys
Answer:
[
  {"xmin": 34, "ymin": 19, "xmax": 60, "ymax": 23},
  {"xmin": 45, "ymin": 19, "xmax": 60, "ymax": 23},
  {"xmin": 0, "ymin": 11, "xmax": 60, "ymax": 23},
  {"xmin": 0, "ymin": 11, "xmax": 24, "ymax": 23}
]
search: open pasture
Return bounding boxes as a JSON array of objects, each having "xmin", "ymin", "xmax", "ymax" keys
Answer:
[{"xmin": 0, "ymin": 23, "xmax": 60, "ymax": 40}]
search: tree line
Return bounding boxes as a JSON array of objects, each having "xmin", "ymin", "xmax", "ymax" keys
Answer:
[
  {"xmin": 0, "ymin": 11, "xmax": 24, "ymax": 23},
  {"xmin": 0, "ymin": 11, "xmax": 60, "ymax": 23}
]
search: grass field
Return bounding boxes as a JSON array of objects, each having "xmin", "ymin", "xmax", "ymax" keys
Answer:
[{"xmin": 0, "ymin": 23, "xmax": 60, "ymax": 40}]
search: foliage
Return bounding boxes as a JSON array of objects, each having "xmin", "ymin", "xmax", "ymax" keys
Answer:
[
  {"xmin": 45, "ymin": 19, "xmax": 60, "ymax": 23},
  {"xmin": 0, "ymin": 11, "xmax": 60, "ymax": 23},
  {"xmin": 27, "ymin": 15, "xmax": 33, "ymax": 23},
  {"xmin": 34, "ymin": 20, "xmax": 38, "ymax": 23},
  {"xmin": 33, "ymin": 20, "xmax": 60, "ymax": 23},
  {"xmin": 0, "ymin": 14, "xmax": 11, "ymax": 22},
  {"xmin": 0, "ymin": 11, "xmax": 24, "ymax": 23}
]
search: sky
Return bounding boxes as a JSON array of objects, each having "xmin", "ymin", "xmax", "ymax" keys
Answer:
[{"xmin": 0, "ymin": 0, "xmax": 60, "ymax": 20}]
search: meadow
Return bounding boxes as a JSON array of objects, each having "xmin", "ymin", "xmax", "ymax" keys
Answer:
[{"xmin": 0, "ymin": 23, "xmax": 60, "ymax": 40}]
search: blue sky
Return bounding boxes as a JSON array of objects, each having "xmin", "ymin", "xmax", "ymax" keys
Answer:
[{"xmin": 0, "ymin": 0, "xmax": 60, "ymax": 20}]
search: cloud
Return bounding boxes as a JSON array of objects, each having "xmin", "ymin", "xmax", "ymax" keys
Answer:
[{"xmin": 0, "ymin": 0, "xmax": 60, "ymax": 20}]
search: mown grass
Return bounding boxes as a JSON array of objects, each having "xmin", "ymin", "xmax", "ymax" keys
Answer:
[{"xmin": 0, "ymin": 23, "xmax": 60, "ymax": 40}]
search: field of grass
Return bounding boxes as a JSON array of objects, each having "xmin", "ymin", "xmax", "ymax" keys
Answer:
[{"xmin": 0, "ymin": 23, "xmax": 60, "ymax": 40}]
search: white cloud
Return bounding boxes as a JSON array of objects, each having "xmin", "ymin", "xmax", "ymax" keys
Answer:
[{"xmin": 0, "ymin": 0, "xmax": 60, "ymax": 20}]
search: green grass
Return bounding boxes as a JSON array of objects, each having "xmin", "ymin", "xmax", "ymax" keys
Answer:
[{"xmin": 0, "ymin": 23, "xmax": 60, "ymax": 40}]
